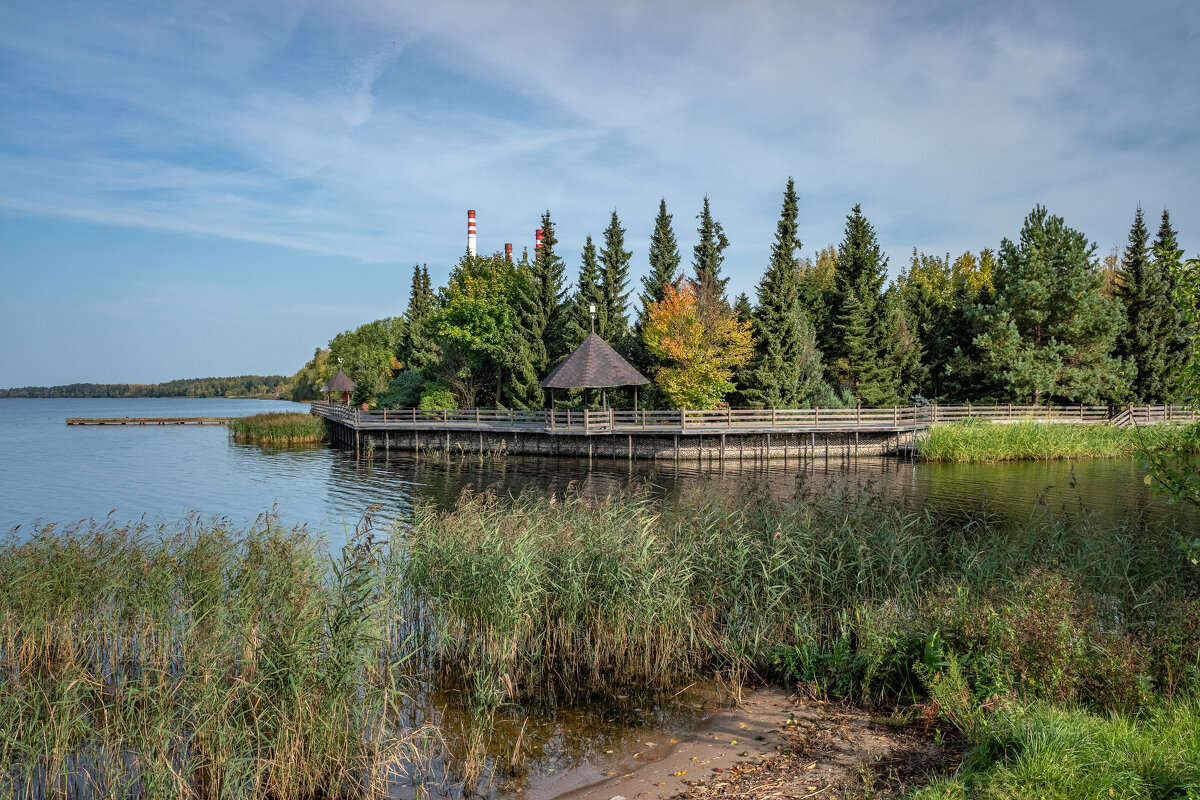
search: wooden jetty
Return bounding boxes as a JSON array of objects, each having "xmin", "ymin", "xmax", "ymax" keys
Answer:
[
  {"xmin": 66, "ymin": 417, "xmax": 234, "ymax": 426},
  {"xmin": 309, "ymin": 401, "xmax": 1195, "ymax": 461}
]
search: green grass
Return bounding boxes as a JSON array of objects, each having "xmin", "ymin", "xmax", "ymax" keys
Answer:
[
  {"xmin": 228, "ymin": 411, "xmax": 327, "ymax": 444},
  {"xmin": 913, "ymin": 699, "xmax": 1200, "ymax": 799},
  {"xmin": 0, "ymin": 515, "xmax": 427, "ymax": 798},
  {"xmin": 920, "ymin": 420, "xmax": 1200, "ymax": 463}
]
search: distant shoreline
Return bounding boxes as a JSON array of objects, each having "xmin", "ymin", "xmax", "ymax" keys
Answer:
[{"xmin": 0, "ymin": 375, "xmax": 288, "ymax": 400}]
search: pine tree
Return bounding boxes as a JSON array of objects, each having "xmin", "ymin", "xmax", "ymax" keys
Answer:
[
  {"xmin": 1114, "ymin": 207, "xmax": 1174, "ymax": 402},
  {"xmin": 868, "ymin": 293, "xmax": 924, "ymax": 406},
  {"xmin": 528, "ymin": 210, "xmax": 569, "ymax": 374},
  {"xmin": 632, "ymin": 199, "xmax": 682, "ymax": 388},
  {"xmin": 733, "ymin": 293, "xmax": 753, "ymax": 323},
  {"xmin": 598, "ymin": 210, "xmax": 632, "ymax": 342},
  {"xmin": 743, "ymin": 177, "xmax": 828, "ymax": 408},
  {"xmin": 505, "ymin": 250, "xmax": 543, "ymax": 409},
  {"xmin": 824, "ymin": 204, "xmax": 891, "ymax": 400},
  {"xmin": 975, "ymin": 205, "xmax": 1125, "ymax": 404},
  {"xmin": 400, "ymin": 263, "xmax": 439, "ymax": 371},
  {"xmin": 833, "ymin": 291, "xmax": 872, "ymax": 398},
  {"xmin": 692, "ymin": 195, "xmax": 730, "ymax": 302},
  {"xmin": 1154, "ymin": 209, "xmax": 1193, "ymax": 399},
  {"xmin": 567, "ymin": 235, "xmax": 603, "ymax": 345}
]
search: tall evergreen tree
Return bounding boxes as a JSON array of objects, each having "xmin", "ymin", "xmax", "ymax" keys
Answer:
[
  {"xmin": 1153, "ymin": 209, "xmax": 1193, "ymax": 398},
  {"xmin": 733, "ymin": 292, "xmax": 754, "ymax": 323},
  {"xmin": 975, "ymin": 206, "xmax": 1125, "ymax": 404},
  {"xmin": 505, "ymin": 250, "xmax": 543, "ymax": 409},
  {"xmin": 527, "ymin": 210, "xmax": 570, "ymax": 374},
  {"xmin": 692, "ymin": 195, "xmax": 730, "ymax": 302},
  {"xmin": 598, "ymin": 210, "xmax": 632, "ymax": 342},
  {"xmin": 400, "ymin": 264, "xmax": 439, "ymax": 371},
  {"xmin": 824, "ymin": 204, "xmax": 892, "ymax": 400},
  {"xmin": 632, "ymin": 199, "xmax": 683, "ymax": 386},
  {"xmin": 870, "ymin": 292, "xmax": 925, "ymax": 405},
  {"xmin": 743, "ymin": 178, "xmax": 828, "ymax": 407},
  {"xmin": 1115, "ymin": 207, "xmax": 1174, "ymax": 402},
  {"xmin": 566, "ymin": 235, "xmax": 603, "ymax": 345}
]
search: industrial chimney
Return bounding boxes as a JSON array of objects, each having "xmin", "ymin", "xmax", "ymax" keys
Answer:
[
  {"xmin": 467, "ymin": 210, "xmax": 477, "ymax": 257},
  {"xmin": 504, "ymin": 243, "xmax": 513, "ymax": 262}
]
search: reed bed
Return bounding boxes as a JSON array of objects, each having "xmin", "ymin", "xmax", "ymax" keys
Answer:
[
  {"xmin": 228, "ymin": 412, "xmax": 327, "ymax": 444},
  {"xmin": 0, "ymin": 514, "xmax": 429, "ymax": 799},
  {"xmin": 920, "ymin": 419, "xmax": 1200, "ymax": 462},
  {"xmin": 400, "ymin": 487, "xmax": 1200, "ymax": 714}
]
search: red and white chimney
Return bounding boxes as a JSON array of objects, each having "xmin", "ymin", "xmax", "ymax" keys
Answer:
[
  {"xmin": 535, "ymin": 228, "xmax": 544, "ymax": 257},
  {"xmin": 504, "ymin": 243, "xmax": 513, "ymax": 262},
  {"xmin": 467, "ymin": 210, "xmax": 477, "ymax": 257}
]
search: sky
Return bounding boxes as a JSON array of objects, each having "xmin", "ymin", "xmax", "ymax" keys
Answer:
[{"xmin": 1, "ymin": 0, "xmax": 1197, "ymax": 387}]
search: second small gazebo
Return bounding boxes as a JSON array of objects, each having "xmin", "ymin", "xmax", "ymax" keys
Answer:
[
  {"xmin": 540, "ymin": 332, "xmax": 650, "ymax": 410},
  {"xmin": 320, "ymin": 369, "xmax": 356, "ymax": 405}
]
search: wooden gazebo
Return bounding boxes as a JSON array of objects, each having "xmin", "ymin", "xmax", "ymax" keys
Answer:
[
  {"xmin": 540, "ymin": 332, "xmax": 650, "ymax": 410},
  {"xmin": 321, "ymin": 369, "xmax": 356, "ymax": 404}
]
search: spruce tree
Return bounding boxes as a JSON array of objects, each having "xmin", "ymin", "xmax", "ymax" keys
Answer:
[
  {"xmin": 598, "ymin": 210, "xmax": 632, "ymax": 342},
  {"xmin": 1154, "ymin": 209, "xmax": 1193, "ymax": 398},
  {"xmin": 824, "ymin": 205, "xmax": 891, "ymax": 400},
  {"xmin": 975, "ymin": 206, "xmax": 1125, "ymax": 403},
  {"xmin": 400, "ymin": 263, "xmax": 439, "ymax": 371},
  {"xmin": 692, "ymin": 195, "xmax": 730, "ymax": 302},
  {"xmin": 1115, "ymin": 207, "xmax": 1173, "ymax": 401},
  {"xmin": 528, "ymin": 210, "xmax": 569, "ymax": 373},
  {"xmin": 733, "ymin": 293, "xmax": 753, "ymax": 323},
  {"xmin": 743, "ymin": 177, "xmax": 828, "ymax": 407},
  {"xmin": 833, "ymin": 291, "xmax": 872, "ymax": 398},
  {"xmin": 633, "ymin": 199, "xmax": 682, "ymax": 382},
  {"xmin": 505, "ymin": 250, "xmax": 545, "ymax": 409},
  {"xmin": 566, "ymin": 236, "xmax": 603, "ymax": 345}
]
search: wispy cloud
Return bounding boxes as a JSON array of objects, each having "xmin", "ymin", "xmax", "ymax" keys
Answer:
[{"xmin": 1, "ymin": 0, "xmax": 1197, "ymax": 384}]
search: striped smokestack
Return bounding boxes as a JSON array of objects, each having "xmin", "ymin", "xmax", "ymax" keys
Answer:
[
  {"xmin": 535, "ymin": 228, "xmax": 544, "ymax": 257},
  {"xmin": 504, "ymin": 243, "xmax": 513, "ymax": 262},
  {"xmin": 467, "ymin": 210, "xmax": 477, "ymax": 257}
]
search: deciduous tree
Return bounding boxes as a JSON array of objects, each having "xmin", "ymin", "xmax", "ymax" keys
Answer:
[{"xmin": 643, "ymin": 281, "xmax": 753, "ymax": 409}]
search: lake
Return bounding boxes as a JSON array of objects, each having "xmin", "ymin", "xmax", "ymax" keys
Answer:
[{"xmin": 2, "ymin": 397, "xmax": 1195, "ymax": 535}]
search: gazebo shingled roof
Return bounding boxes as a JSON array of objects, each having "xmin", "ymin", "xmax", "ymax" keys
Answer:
[
  {"xmin": 322, "ymin": 369, "xmax": 356, "ymax": 394},
  {"xmin": 540, "ymin": 332, "xmax": 649, "ymax": 389}
]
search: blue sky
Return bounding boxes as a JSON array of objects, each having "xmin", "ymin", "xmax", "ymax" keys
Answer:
[{"xmin": 2, "ymin": 0, "xmax": 1197, "ymax": 387}]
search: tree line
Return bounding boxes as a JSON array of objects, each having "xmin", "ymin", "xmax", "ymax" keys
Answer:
[
  {"xmin": 1, "ymin": 376, "xmax": 288, "ymax": 399},
  {"xmin": 288, "ymin": 181, "xmax": 1194, "ymax": 410}
]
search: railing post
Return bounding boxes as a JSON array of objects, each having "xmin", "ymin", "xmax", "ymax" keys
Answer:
[
  {"xmin": 476, "ymin": 408, "xmax": 480, "ymax": 425},
  {"xmin": 681, "ymin": 408, "xmax": 687, "ymax": 432},
  {"xmin": 442, "ymin": 409, "xmax": 447, "ymax": 425},
  {"xmin": 771, "ymin": 407, "xmax": 776, "ymax": 427},
  {"xmin": 893, "ymin": 406, "xmax": 898, "ymax": 426},
  {"xmin": 727, "ymin": 405, "xmax": 732, "ymax": 428},
  {"xmin": 1080, "ymin": 403, "xmax": 1083, "ymax": 421},
  {"xmin": 856, "ymin": 402, "xmax": 861, "ymax": 428},
  {"xmin": 412, "ymin": 408, "xmax": 416, "ymax": 424},
  {"xmin": 510, "ymin": 409, "xmax": 514, "ymax": 428},
  {"xmin": 585, "ymin": 409, "xmax": 590, "ymax": 433},
  {"xmin": 814, "ymin": 406, "xmax": 819, "ymax": 425},
  {"xmin": 933, "ymin": 403, "xmax": 939, "ymax": 424},
  {"xmin": 609, "ymin": 408, "xmax": 614, "ymax": 429}
]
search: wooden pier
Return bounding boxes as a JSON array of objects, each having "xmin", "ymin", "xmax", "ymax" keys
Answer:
[
  {"xmin": 66, "ymin": 417, "xmax": 234, "ymax": 426},
  {"xmin": 309, "ymin": 402, "xmax": 1195, "ymax": 461}
]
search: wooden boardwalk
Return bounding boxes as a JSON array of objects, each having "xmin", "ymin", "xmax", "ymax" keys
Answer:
[
  {"xmin": 310, "ymin": 401, "xmax": 1195, "ymax": 436},
  {"xmin": 309, "ymin": 401, "xmax": 1195, "ymax": 461}
]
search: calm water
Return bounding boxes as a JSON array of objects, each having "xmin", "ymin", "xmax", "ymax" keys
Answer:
[{"xmin": 2, "ymin": 397, "xmax": 1196, "ymax": 535}]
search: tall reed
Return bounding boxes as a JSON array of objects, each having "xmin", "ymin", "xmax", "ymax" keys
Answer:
[
  {"xmin": 398, "ymin": 487, "xmax": 1200, "ymax": 712},
  {"xmin": 0, "ymin": 513, "xmax": 429, "ymax": 799},
  {"xmin": 920, "ymin": 420, "xmax": 1200, "ymax": 462},
  {"xmin": 228, "ymin": 412, "xmax": 327, "ymax": 444}
]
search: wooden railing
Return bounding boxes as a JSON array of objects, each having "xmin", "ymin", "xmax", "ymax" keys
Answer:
[{"xmin": 311, "ymin": 402, "xmax": 1196, "ymax": 433}]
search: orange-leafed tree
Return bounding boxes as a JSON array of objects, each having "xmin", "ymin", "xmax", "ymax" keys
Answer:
[{"xmin": 642, "ymin": 280, "xmax": 754, "ymax": 408}]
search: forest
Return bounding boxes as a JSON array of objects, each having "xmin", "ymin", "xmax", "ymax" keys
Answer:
[
  {"xmin": 287, "ymin": 180, "xmax": 1195, "ymax": 411},
  {"xmin": 1, "ymin": 375, "xmax": 288, "ymax": 399}
]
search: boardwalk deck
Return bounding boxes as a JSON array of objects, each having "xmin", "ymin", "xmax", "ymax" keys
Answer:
[{"xmin": 308, "ymin": 401, "xmax": 1194, "ymax": 460}]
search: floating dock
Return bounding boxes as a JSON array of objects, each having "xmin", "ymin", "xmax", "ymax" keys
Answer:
[{"xmin": 66, "ymin": 417, "xmax": 234, "ymax": 426}]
